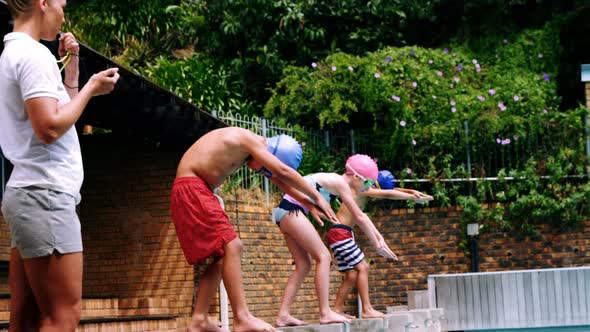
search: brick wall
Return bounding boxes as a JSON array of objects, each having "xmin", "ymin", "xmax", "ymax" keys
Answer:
[
  {"xmin": 0, "ymin": 134, "xmax": 589, "ymax": 327},
  {"xmin": 0, "ymin": 216, "xmax": 8, "ymax": 262},
  {"xmin": 0, "ymin": 215, "xmax": 8, "ymax": 294},
  {"xmin": 343, "ymin": 206, "xmax": 590, "ymax": 317},
  {"xmin": 211, "ymin": 200, "xmax": 590, "ymax": 325},
  {"xmin": 78, "ymin": 136, "xmax": 195, "ymax": 317}
]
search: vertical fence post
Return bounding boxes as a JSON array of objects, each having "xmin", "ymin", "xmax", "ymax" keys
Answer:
[
  {"xmin": 463, "ymin": 120, "xmax": 472, "ymax": 178},
  {"xmin": 353, "ymin": 127, "xmax": 360, "ymax": 318},
  {"xmin": 324, "ymin": 130, "xmax": 330, "ymax": 148},
  {"xmin": 214, "ymin": 191, "xmax": 230, "ymax": 331},
  {"xmin": 262, "ymin": 118, "xmax": 270, "ymax": 205},
  {"xmin": 350, "ymin": 129, "xmax": 356, "ymax": 154},
  {"xmin": 211, "ymin": 109, "xmax": 217, "ymax": 119}
]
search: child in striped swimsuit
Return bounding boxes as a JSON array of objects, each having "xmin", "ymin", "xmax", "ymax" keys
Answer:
[{"xmin": 331, "ymin": 169, "xmax": 432, "ymax": 319}]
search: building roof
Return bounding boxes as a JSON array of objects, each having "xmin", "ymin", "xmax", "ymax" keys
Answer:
[
  {"xmin": 1, "ymin": 2, "xmax": 227, "ymax": 148},
  {"xmin": 75, "ymin": 43, "xmax": 227, "ymax": 146}
]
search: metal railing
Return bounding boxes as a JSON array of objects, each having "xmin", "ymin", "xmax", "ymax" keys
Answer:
[
  {"xmin": 211, "ymin": 109, "xmax": 588, "ymax": 205},
  {"xmin": 212, "ymin": 109, "xmax": 369, "ymax": 204},
  {"xmin": 0, "ymin": 109, "xmax": 584, "ymax": 205}
]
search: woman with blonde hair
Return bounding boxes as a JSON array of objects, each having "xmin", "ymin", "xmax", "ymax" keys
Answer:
[{"xmin": 0, "ymin": 0, "xmax": 119, "ymax": 330}]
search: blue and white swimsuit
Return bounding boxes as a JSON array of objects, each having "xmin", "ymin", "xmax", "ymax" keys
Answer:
[{"xmin": 272, "ymin": 175, "xmax": 338, "ymax": 226}]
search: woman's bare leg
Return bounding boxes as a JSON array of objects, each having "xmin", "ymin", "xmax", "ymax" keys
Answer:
[
  {"xmin": 24, "ymin": 251, "xmax": 82, "ymax": 332},
  {"xmin": 8, "ymin": 248, "xmax": 39, "ymax": 332}
]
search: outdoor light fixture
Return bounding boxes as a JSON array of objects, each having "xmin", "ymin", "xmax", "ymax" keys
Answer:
[
  {"xmin": 467, "ymin": 223, "xmax": 479, "ymax": 236},
  {"xmin": 581, "ymin": 64, "xmax": 590, "ymax": 82},
  {"xmin": 467, "ymin": 222, "xmax": 480, "ymax": 272}
]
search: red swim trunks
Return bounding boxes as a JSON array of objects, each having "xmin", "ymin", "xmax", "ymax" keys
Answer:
[{"xmin": 170, "ymin": 176, "xmax": 237, "ymax": 265}]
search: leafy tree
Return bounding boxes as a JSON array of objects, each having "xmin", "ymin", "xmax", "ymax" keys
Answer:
[
  {"xmin": 141, "ymin": 55, "xmax": 252, "ymax": 113},
  {"xmin": 65, "ymin": 0, "xmax": 579, "ymax": 114}
]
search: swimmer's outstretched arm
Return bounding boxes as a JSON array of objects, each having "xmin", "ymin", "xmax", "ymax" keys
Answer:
[{"xmin": 363, "ymin": 188, "xmax": 433, "ymax": 202}]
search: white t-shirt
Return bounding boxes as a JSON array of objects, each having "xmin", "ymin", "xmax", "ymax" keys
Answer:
[{"xmin": 0, "ymin": 32, "xmax": 83, "ymax": 203}]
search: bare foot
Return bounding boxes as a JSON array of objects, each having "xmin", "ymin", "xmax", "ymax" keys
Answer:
[
  {"xmin": 234, "ymin": 315, "xmax": 276, "ymax": 332},
  {"xmin": 276, "ymin": 314, "xmax": 306, "ymax": 327},
  {"xmin": 362, "ymin": 308, "xmax": 385, "ymax": 318},
  {"xmin": 333, "ymin": 309, "xmax": 356, "ymax": 319},
  {"xmin": 188, "ymin": 314, "xmax": 228, "ymax": 332},
  {"xmin": 319, "ymin": 310, "xmax": 351, "ymax": 325}
]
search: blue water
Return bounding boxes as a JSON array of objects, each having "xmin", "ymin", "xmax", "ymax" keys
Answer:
[{"xmin": 474, "ymin": 327, "xmax": 590, "ymax": 332}]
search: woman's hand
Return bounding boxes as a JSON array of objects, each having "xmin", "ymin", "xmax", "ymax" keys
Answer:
[
  {"xmin": 59, "ymin": 32, "xmax": 80, "ymax": 88},
  {"xmin": 58, "ymin": 32, "xmax": 80, "ymax": 58},
  {"xmin": 86, "ymin": 68, "xmax": 120, "ymax": 96}
]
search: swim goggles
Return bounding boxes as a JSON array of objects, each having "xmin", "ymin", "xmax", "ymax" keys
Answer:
[
  {"xmin": 346, "ymin": 162, "xmax": 378, "ymax": 190},
  {"xmin": 255, "ymin": 166, "xmax": 272, "ymax": 178}
]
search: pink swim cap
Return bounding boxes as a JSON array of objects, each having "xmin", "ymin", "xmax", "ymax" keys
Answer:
[{"xmin": 345, "ymin": 154, "xmax": 379, "ymax": 181}]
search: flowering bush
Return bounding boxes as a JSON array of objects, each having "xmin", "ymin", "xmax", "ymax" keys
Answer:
[
  {"xmin": 265, "ymin": 18, "xmax": 589, "ymax": 234},
  {"xmin": 265, "ymin": 19, "xmax": 576, "ymax": 175}
]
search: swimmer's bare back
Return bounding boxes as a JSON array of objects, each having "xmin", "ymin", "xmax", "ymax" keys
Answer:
[{"xmin": 176, "ymin": 127, "xmax": 263, "ymax": 188}]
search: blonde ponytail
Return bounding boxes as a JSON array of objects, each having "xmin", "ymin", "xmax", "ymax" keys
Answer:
[{"xmin": 7, "ymin": 0, "xmax": 33, "ymax": 18}]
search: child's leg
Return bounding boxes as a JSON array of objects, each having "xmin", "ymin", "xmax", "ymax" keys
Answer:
[
  {"xmin": 279, "ymin": 215, "xmax": 350, "ymax": 325},
  {"xmin": 355, "ymin": 261, "xmax": 384, "ymax": 318},
  {"xmin": 276, "ymin": 230, "xmax": 312, "ymax": 326},
  {"xmin": 222, "ymin": 237, "xmax": 276, "ymax": 332},
  {"xmin": 334, "ymin": 269, "xmax": 358, "ymax": 318},
  {"xmin": 189, "ymin": 259, "xmax": 226, "ymax": 331}
]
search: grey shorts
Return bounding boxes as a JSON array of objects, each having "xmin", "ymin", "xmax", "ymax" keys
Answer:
[{"xmin": 1, "ymin": 186, "xmax": 83, "ymax": 259}]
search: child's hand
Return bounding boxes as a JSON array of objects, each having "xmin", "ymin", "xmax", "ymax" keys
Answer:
[
  {"xmin": 414, "ymin": 195, "xmax": 434, "ymax": 204},
  {"xmin": 376, "ymin": 246, "xmax": 398, "ymax": 261},
  {"xmin": 315, "ymin": 197, "xmax": 340, "ymax": 224},
  {"xmin": 307, "ymin": 204, "xmax": 326, "ymax": 227}
]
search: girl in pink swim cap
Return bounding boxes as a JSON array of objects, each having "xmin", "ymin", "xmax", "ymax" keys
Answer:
[
  {"xmin": 332, "ymin": 168, "xmax": 432, "ymax": 319},
  {"xmin": 272, "ymin": 154, "xmax": 396, "ymax": 327}
]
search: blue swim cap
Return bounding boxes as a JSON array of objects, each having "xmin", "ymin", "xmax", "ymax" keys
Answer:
[
  {"xmin": 267, "ymin": 134, "xmax": 303, "ymax": 170},
  {"xmin": 256, "ymin": 134, "xmax": 303, "ymax": 178},
  {"xmin": 378, "ymin": 170, "xmax": 395, "ymax": 189}
]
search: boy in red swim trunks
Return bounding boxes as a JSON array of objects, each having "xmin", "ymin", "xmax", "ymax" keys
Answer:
[{"xmin": 170, "ymin": 127, "xmax": 339, "ymax": 332}]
